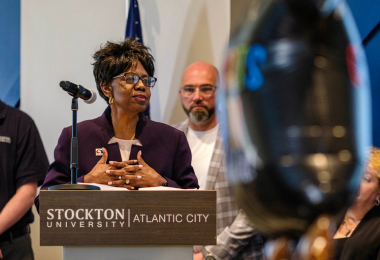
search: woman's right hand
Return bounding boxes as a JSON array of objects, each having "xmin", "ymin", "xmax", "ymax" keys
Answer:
[{"xmin": 83, "ymin": 148, "xmax": 117, "ymax": 185}]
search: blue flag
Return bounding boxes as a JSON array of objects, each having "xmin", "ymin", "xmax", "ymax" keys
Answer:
[
  {"xmin": 125, "ymin": 0, "xmax": 150, "ymax": 118},
  {"xmin": 126, "ymin": 0, "xmax": 143, "ymax": 43}
]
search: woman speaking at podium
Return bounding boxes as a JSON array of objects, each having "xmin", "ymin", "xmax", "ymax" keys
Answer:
[{"xmin": 35, "ymin": 39, "xmax": 198, "ymax": 210}]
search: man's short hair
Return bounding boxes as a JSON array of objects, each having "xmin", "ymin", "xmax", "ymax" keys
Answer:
[{"xmin": 92, "ymin": 38, "xmax": 155, "ymax": 103}]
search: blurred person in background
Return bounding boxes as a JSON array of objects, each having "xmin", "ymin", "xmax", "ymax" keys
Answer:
[
  {"xmin": 174, "ymin": 61, "xmax": 265, "ymax": 260},
  {"xmin": 331, "ymin": 147, "xmax": 380, "ymax": 260},
  {"xmin": 0, "ymin": 100, "xmax": 49, "ymax": 259}
]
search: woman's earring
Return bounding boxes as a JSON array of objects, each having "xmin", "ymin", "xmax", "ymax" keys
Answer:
[
  {"xmin": 376, "ymin": 199, "xmax": 380, "ymax": 206},
  {"xmin": 108, "ymin": 97, "xmax": 114, "ymax": 105}
]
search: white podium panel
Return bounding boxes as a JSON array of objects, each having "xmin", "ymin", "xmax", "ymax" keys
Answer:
[{"xmin": 63, "ymin": 246, "xmax": 192, "ymax": 260}]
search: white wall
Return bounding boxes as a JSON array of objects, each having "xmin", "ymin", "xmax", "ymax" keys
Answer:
[
  {"xmin": 21, "ymin": 0, "xmax": 127, "ymax": 163},
  {"xmin": 21, "ymin": 0, "xmax": 230, "ymax": 259}
]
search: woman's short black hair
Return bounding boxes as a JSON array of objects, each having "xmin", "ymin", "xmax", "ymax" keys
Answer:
[{"xmin": 92, "ymin": 38, "xmax": 155, "ymax": 103}]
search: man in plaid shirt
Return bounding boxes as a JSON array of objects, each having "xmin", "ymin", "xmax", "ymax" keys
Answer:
[{"xmin": 173, "ymin": 62, "xmax": 265, "ymax": 260}]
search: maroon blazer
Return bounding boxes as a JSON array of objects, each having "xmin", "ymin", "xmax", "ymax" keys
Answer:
[{"xmin": 35, "ymin": 107, "xmax": 198, "ymax": 211}]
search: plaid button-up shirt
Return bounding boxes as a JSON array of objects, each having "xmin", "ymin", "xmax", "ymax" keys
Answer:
[{"xmin": 173, "ymin": 120, "xmax": 265, "ymax": 260}]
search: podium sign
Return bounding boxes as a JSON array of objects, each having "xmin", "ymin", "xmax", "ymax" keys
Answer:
[{"xmin": 40, "ymin": 190, "xmax": 216, "ymax": 246}]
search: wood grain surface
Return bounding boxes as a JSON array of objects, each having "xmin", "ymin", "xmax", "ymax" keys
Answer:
[{"xmin": 40, "ymin": 190, "xmax": 216, "ymax": 246}]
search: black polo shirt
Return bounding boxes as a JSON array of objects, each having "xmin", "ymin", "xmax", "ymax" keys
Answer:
[{"xmin": 0, "ymin": 100, "xmax": 48, "ymax": 232}]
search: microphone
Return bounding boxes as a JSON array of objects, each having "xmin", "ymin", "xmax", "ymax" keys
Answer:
[{"xmin": 60, "ymin": 81, "xmax": 97, "ymax": 104}]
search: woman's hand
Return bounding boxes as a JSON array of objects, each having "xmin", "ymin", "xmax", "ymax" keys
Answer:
[
  {"xmin": 83, "ymin": 148, "xmax": 117, "ymax": 184},
  {"xmin": 106, "ymin": 159, "xmax": 143, "ymax": 189},
  {"xmin": 135, "ymin": 151, "xmax": 166, "ymax": 187},
  {"xmin": 106, "ymin": 151, "xmax": 166, "ymax": 189}
]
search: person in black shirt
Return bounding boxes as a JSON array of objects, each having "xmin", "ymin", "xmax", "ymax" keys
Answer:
[
  {"xmin": 0, "ymin": 100, "xmax": 48, "ymax": 259},
  {"xmin": 331, "ymin": 147, "xmax": 380, "ymax": 260}
]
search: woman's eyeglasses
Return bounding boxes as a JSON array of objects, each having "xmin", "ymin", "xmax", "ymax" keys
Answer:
[{"xmin": 113, "ymin": 73, "xmax": 157, "ymax": 88}]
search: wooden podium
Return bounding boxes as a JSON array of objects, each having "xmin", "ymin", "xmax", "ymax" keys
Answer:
[{"xmin": 39, "ymin": 189, "xmax": 216, "ymax": 260}]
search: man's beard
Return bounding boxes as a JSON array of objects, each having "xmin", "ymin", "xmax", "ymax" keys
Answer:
[{"xmin": 182, "ymin": 105, "xmax": 215, "ymax": 123}]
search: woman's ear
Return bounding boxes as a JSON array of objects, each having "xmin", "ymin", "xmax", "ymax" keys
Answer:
[
  {"xmin": 376, "ymin": 187, "xmax": 380, "ymax": 201},
  {"xmin": 101, "ymin": 82, "xmax": 113, "ymax": 99}
]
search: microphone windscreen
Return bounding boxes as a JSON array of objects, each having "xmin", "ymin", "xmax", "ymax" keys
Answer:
[
  {"xmin": 84, "ymin": 89, "xmax": 97, "ymax": 104},
  {"xmin": 59, "ymin": 81, "xmax": 69, "ymax": 89}
]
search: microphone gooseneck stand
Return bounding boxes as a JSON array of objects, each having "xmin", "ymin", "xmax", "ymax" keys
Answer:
[{"xmin": 48, "ymin": 97, "xmax": 100, "ymax": 190}]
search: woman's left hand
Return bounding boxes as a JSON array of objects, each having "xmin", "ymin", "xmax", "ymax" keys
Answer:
[{"xmin": 134, "ymin": 151, "xmax": 166, "ymax": 187}]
